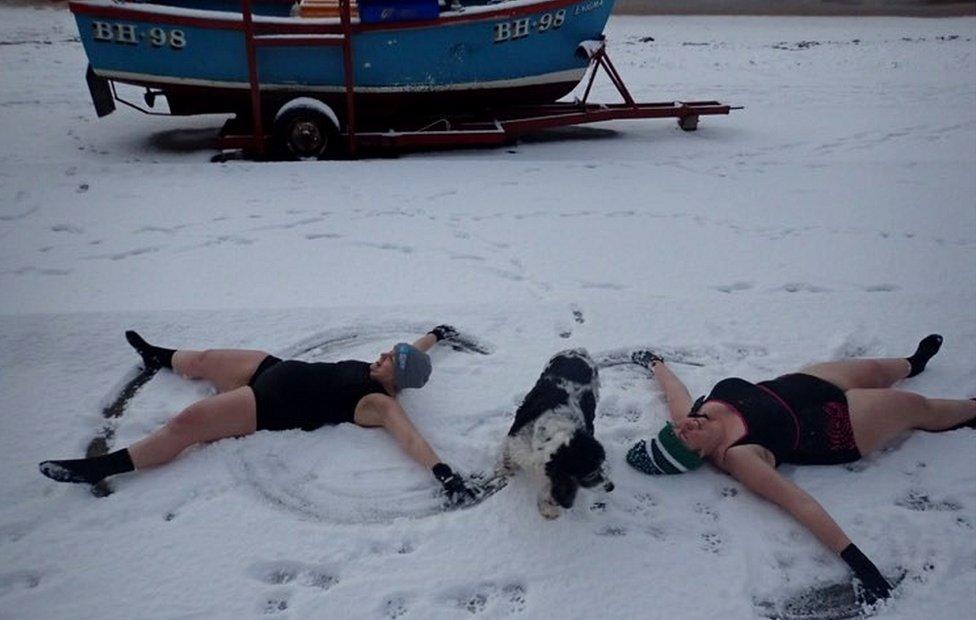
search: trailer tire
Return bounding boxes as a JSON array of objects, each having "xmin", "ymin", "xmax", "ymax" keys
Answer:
[
  {"xmin": 678, "ymin": 114, "xmax": 699, "ymax": 132},
  {"xmin": 273, "ymin": 99, "xmax": 341, "ymax": 160}
]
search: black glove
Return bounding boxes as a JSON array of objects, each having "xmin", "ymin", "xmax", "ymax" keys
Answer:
[
  {"xmin": 428, "ymin": 325, "xmax": 458, "ymax": 342},
  {"xmin": 631, "ymin": 349, "xmax": 663, "ymax": 367},
  {"xmin": 433, "ymin": 462, "xmax": 476, "ymax": 504},
  {"xmin": 840, "ymin": 543, "xmax": 892, "ymax": 605}
]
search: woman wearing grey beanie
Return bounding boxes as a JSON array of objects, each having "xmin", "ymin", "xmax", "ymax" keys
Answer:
[{"xmin": 39, "ymin": 325, "xmax": 475, "ymax": 504}]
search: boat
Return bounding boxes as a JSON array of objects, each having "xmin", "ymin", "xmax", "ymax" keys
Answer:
[{"xmin": 69, "ymin": 0, "xmax": 618, "ymax": 120}]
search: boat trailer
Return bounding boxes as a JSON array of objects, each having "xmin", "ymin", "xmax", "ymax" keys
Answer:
[
  {"xmin": 217, "ymin": 38, "xmax": 737, "ymax": 159},
  {"xmin": 92, "ymin": 0, "xmax": 739, "ymax": 159}
]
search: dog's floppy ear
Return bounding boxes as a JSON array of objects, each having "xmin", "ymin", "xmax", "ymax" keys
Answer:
[
  {"xmin": 567, "ymin": 431, "xmax": 606, "ymax": 476},
  {"xmin": 548, "ymin": 471, "xmax": 578, "ymax": 509}
]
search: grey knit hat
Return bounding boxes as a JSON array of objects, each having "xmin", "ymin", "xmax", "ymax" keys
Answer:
[{"xmin": 393, "ymin": 342, "xmax": 431, "ymax": 389}]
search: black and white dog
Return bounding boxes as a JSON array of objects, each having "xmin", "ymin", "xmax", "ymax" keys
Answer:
[{"xmin": 500, "ymin": 348, "xmax": 614, "ymax": 519}]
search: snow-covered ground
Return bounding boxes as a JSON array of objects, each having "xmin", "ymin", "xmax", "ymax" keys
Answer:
[{"xmin": 1, "ymin": 5, "xmax": 974, "ymax": 619}]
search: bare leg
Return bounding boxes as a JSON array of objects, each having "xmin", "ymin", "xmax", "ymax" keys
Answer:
[
  {"xmin": 128, "ymin": 387, "xmax": 257, "ymax": 469},
  {"xmin": 800, "ymin": 358, "xmax": 910, "ymax": 391},
  {"xmin": 801, "ymin": 335, "xmax": 944, "ymax": 391},
  {"xmin": 847, "ymin": 389, "xmax": 976, "ymax": 455},
  {"xmin": 172, "ymin": 349, "xmax": 270, "ymax": 393}
]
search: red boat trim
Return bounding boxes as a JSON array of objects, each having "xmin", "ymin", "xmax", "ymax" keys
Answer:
[{"xmin": 69, "ymin": 0, "xmax": 594, "ymax": 35}]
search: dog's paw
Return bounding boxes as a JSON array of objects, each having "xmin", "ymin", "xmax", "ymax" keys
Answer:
[{"xmin": 537, "ymin": 498, "xmax": 561, "ymax": 520}]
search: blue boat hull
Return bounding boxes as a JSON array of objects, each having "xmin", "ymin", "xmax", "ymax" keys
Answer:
[{"xmin": 70, "ymin": 0, "xmax": 616, "ymax": 119}]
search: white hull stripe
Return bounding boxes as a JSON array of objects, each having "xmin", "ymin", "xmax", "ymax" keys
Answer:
[{"xmin": 95, "ymin": 68, "xmax": 587, "ymax": 94}]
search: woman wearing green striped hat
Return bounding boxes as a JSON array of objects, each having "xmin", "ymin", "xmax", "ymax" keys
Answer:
[{"xmin": 626, "ymin": 335, "xmax": 976, "ymax": 607}]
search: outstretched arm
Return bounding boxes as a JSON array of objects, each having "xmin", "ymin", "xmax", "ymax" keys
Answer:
[
  {"xmin": 412, "ymin": 332, "xmax": 438, "ymax": 353},
  {"xmin": 724, "ymin": 446, "xmax": 851, "ymax": 551},
  {"xmin": 412, "ymin": 325, "xmax": 457, "ymax": 353},
  {"xmin": 723, "ymin": 446, "xmax": 893, "ymax": 603},
  {"xmin": 354, "ymin": 392, "xmax": 475, "ymax": 502},
  {"xmin": 650, "ymin": 360, "xmax": 694, "ymax": 426},
  {"xmin": 354, "ymin": 394, "xmax": 439, "ymax": 468}
]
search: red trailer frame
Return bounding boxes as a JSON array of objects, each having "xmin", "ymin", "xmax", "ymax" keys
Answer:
[{"xmin": 215, "ymin": 0, "xmax": 739, "ymax": 159}]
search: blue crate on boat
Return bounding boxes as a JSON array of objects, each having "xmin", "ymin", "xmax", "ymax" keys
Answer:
[{"xmin": 359, "ymin": 0, "xmax": 440, "ymax": 23}]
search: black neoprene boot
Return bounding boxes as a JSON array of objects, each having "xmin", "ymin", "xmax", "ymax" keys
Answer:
[
  {"xmin": 906, "ymin": 334, "xmax": 943, "ymax": 377},
  {"xmin": 39, "ymin": 449, "xmax": 135, "ymax": 484},
  {"xmin": 125, "ymin": 330, "xmax": 175, "ymax": 370}
]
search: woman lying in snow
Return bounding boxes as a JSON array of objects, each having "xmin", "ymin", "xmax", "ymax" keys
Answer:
[
  {"xmin": 626, "ymin": 335, "xmax": 976, "ymax": 605},
  {"xmin": 39, "ymin": 326, "xmax": 476, "ymax": 503}
]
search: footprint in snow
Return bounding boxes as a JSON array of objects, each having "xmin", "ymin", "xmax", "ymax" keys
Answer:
[
  {"xmin": 894, "ymin": 489, "xmax": 962, "ymax": 512},
  {"xmin": 0, "ymin": 520, "xmax": 37, "ymax": 544},
  {"xmin": 596, "ymin": 524, "xmax": 628, "ymax": 537},
  {"xmin": 580, "ymin": 281, "xmax": 626, "ymax": 291},
  {"xmin": 713, "ymin": 281, "xmax": 753, "ymax": 293},
  {"xmin": 251, "ymin": 216, "xmax": 326, "ymax": 231},
  {"xmin": 0, "ymin": 570, "xmax": 42, "ymax": 599},
  {"xmin": 862, "ymin": 283, "xmax": 900, "ymax": 292},
  {"xmin": 443, "ymin": 581, "xmax": 528, "ymax": 615},
  {"xmin": 449, "ymin": 253, "xmax": 487, "ymax": 262},
  {"xmin": 249, "ymin": 560, "xmax": 339, "ymax": 614},
  {"xmin": 383, "ymin": 594, "xmax": 410, "ymax": 618},
  {"xmin": 369, "ymin": 539, "xmax": 417, "ymax": 556},
  {"xmin": 700, "ymin": 531, "xmax": 725, "ymax": 555},
  {"xmin": 571, "ymin": 305, "xmax": 584, "ymax": 325},
  {"xmin": 555, "ymin": 305, "xmax": 583, "ymax": 339},
  {"xmin": 720, "ymin": 342, "xmax": 769, "ymax": 361},
  {"xmin": 83, "ymin": 246, "xmax": 160, "ymax": 261},
  {"xmin": 829, "ymin": 333, "xmax": 881, "ymax": 360},
  {"xmin": 780, "ymin": 282, "xmax": 830, "ymax": 294},
  {"xmin": 358, "ymin": 241, "xmax": 415, "ymax": 254},
  {"xmin": 13, "ymin": 266, "xmax": 71, "ymax": 276},
  {"xmin": 693, "ymin": 501, "xmax": 719, "ymax": 521}
]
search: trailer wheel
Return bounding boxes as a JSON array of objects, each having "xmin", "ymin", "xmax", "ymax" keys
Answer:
[
  {"xmin": 678, "ymin": 114, "xmax": 699, "ymax": 132},
  {"xmin": 273, "ymin": 98, "xmax": 341, "ymax": 160}
]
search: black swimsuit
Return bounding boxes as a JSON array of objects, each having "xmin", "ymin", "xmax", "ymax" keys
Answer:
[
  {"xmin": 248, "ymin": 356, "xmax": 386, "ymax": 431},
  {"xmin": 705, "ymin": 374, "xmax": 861, "ymax": 466}
]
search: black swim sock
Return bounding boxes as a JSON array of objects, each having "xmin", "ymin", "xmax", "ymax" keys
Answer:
[
  {"xmin": 906, "ymin": 334, "xmax": 943, "ymax": 378},
  {"xmin": 125, "ymin": 330, "xmax": 175, "ymax": 370},
  {"xmin": 39, "ymin": 449, "xmax": 135, "ymax": 485}
]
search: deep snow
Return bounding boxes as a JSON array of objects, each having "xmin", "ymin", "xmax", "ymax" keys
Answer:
[{"xmin": 0, "ymin": 5, "xmax": 974, "ymax": 620}]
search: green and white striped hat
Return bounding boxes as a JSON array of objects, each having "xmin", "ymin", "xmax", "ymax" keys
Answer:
[{"xmin": 626, "ymin": 422, "xmax": 704, "ymax": 475}]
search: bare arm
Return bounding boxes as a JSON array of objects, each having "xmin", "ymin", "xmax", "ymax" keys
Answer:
[
  {"xmin": 723, "ymin": 446, "xmax": 852, "ymax": 553},
  {"xmin": 650, "ymin": 361, "xmax": 695, "ymax": 426},
  {"xmin": 411, "ymin": 332, "xmax": 438, "ymax": 353},
  {"xmin": 354, "ymin": 394, "xmax": 440, "ymax": 469},
  {"xmin": 412, "ymin": 324, "xmax": 459, "ymax": 353}
]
